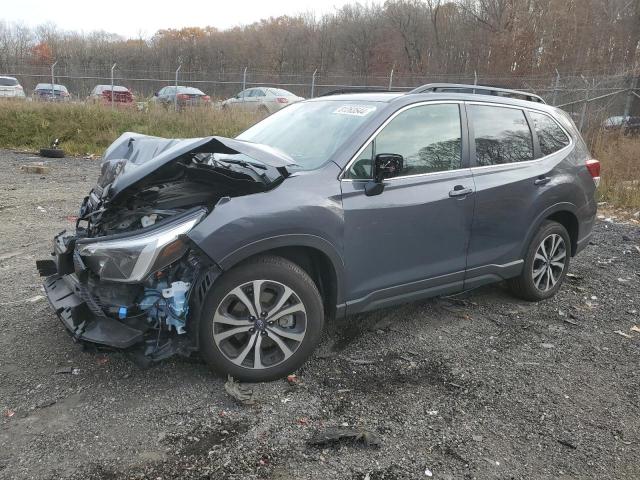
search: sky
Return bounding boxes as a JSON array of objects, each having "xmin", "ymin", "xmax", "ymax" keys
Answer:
[{"xmin": 2, "ymin": 0, "xmax": 361, "ymax": 38}]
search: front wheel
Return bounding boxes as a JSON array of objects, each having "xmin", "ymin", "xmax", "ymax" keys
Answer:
[
  {"xmin": 508, "ymin": 220, "xmax": 571, "ymax": 301},
  {"xmin": 198, "ymin": 255, "xmax": 324, "ymax": 382}
]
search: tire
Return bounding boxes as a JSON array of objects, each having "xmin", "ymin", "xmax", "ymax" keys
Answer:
[
  {"xmin": 198, "ymin": 255, "xmax": 324, "ymax": 382},
  {"xmin": 39, "ymin": 148, "xmax": 65, "ymax": 158},
  {"xmin": 508, "ymin": 220, "xmax": 571, "ymax": 301}
]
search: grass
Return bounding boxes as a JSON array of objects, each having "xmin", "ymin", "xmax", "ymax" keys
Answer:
[
  {"xmin": 591, "ymin": 132, "xmax": 640, "ymax": 210},
  {"xmin": 0, "ymin": 101, "xmax": 259, "ymax": 156}
]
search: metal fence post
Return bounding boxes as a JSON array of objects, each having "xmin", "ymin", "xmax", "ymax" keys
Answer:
[
  {"xmin": 50, "ymin": 61, "xmax": 57, "ymax": 100},
  {"xmin": 110, "ymin": 63, "xmax": 116, "ymax": 109},
  {"xmin": 623, "ymin": 75, "xmax": 639, "ymax": 119},
  {"xmin": 242, "ymin": 66, "xmax": 247, "ymax": 91},
  {"xmin": 578, "ymin": 75, "xmax": 590, "ymax": 132},
  {"xmin": 552, "ymin": 68, "xmax": 560, "ymax": 106},
  {"xmin": 174, "ymin": 64, "xmax": 182, "ymax": 112},
  {"xmin": 311, "ymin": 68, "xmax": 318, "ymax": 98},
  {"xmin": 388, "ymin": 67, "xmax": 394, "ymax": 91},
  {"xmin": 474, "ymin": 71, "xmax": 478, "ymax": 85}
]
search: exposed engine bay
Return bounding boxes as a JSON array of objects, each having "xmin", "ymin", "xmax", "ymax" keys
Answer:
[{"xmin": 38, "ymin": 133, "xmax": 295, "ymax": 362}]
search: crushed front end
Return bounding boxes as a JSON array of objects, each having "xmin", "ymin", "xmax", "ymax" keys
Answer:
[
  {"xmin": 37, "ymin": 132, "xmax": 293, "ymax": 363},
  {"xmin": 39, "ymin": 209, "xmax": 215, "ymax": 362}
]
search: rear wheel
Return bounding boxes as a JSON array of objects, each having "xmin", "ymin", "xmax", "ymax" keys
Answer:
[
  {"xmin": 198, "ymin": 255, "xmax": 324, "ymax": 382},
  {"xmin": 508, "ymin": 220, "xmax": 571, "ymax": 301}
]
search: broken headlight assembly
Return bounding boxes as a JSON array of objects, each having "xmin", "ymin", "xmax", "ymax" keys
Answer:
[{"xmin": 76, "ymin": 208, "xmax": 206, "ymax": 283}]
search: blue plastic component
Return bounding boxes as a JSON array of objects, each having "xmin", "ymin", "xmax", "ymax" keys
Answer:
[
  {"xmin": 118, "ymin": 306, "xmax": 127, "ymax": 319},
  {"xmin": 136, "ymin": 280, "xmax": 189, "ymax": 334}
]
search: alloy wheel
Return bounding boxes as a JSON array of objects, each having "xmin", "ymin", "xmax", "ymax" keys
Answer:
[
  {"xmin": 212, "ymin": 280, "xmax": 307, "ymax": 370},
  {"xmin": 532, "ymin": 233, "xmax": 567, "ymax": 292}
]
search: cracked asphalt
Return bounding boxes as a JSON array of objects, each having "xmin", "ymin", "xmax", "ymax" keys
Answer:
[{"xmin": 1, "ymin": 150, "xmax": 639, "ymax": 479}]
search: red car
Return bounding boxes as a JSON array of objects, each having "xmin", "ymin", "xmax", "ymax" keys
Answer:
[{"xmin": 87, "ymin": 85, "xmax": 134, "ymax": 106}]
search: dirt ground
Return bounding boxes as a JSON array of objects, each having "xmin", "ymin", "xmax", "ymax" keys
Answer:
[{"xmin": 0, "ymin": 150, "xmax": 639, "ymax": 480}]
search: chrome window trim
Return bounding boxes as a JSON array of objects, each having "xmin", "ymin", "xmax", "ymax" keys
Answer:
[
  {"xmin": 339, "ymin": 99, "xmax": 574, "ymax": 182},
  {"xmin": 466, "ymin": 101, "xmax": 574, "ymax": 171},
  {"xmin": 339, "ymin": 100, "xmax": 466, "ymax": 182}
]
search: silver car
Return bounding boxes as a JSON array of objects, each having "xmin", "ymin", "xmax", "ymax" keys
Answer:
[
  {"xmin": 0, "ymin": 76, "xmax": 26, "ymax": 99},
  {"xmin": 221, "ymin": 87, "xmax": 303, "ymax": 114}
]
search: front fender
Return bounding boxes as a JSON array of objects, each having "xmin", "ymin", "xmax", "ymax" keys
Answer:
[{"xmin": 186, "ymin": 162, "xmax": 345, "ymax": 304}]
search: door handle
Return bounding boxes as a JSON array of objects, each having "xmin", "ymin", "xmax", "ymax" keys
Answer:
[
  {"xmin": 534, "ymin": 176, "xmax": 551, "ymax": 185},
  {"xmin": 449, "ymin": 185, "xmax": 473, "ymax": 197}
]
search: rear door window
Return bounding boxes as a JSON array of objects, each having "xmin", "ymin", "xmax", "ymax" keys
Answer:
[
  {"xmin": 529, "ymin": 111, "xmax": 570, "ymax": 156},
  {"xmin": 469, "ymin": 105, "xmax": 534, "ymax": 166}
]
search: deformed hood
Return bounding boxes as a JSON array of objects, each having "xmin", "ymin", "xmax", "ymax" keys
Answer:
[{"xmin": 97, "ymin": 132, "xmax": 296, "ymax": 202}]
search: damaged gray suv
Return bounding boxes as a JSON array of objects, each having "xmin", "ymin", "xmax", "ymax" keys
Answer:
[{"xmin": 38, "ymin": 83, "xmax": 599, "ymax": 381}]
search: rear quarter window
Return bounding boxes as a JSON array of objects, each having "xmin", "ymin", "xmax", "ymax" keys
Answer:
[
  {"xmin": 469, "ymin": 104, "xmax": 534, "ymax": 166},
  {"xmin": 529, "ymin": 111, "xmax": 570, "ymax": 156}
]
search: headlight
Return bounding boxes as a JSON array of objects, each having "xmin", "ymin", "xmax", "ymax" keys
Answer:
[{"xmin": 77, "ymin": 209, "xmax": 205, "ymax": 282}]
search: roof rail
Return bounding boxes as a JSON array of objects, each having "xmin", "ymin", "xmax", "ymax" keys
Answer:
[
  {"xmin": 320, "ymin": 87, "xmax": 406, "ymax": 96},
  {"xmin": 409, "ymin": 83, "xmax": 546, "ymax": 104}
]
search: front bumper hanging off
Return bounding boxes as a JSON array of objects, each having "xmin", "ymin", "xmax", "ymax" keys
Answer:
[
  {"xmin": 38, "ymin": 231, "xmax": 145, "ymax": 349},
  {"xmin": 42, "ymin": 273, "xmax": 144, "ymax": 348}
]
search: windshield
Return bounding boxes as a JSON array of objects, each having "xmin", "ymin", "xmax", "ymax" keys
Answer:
[
  {"xmin": 267, "ymin": 88, "xmax": 295, "ymax": 96},
  {"xmin": 35, "ymin": 84, "xmax": 67, "ymax": 92},
  {"xmin": 236, "ymin": 100, "xmax": 381, "ymax": 170},
  {"xmin": 0, "ymin": 77, "xmax": 18, "ymax": 86},
  {"xmin": 178, "ymin": 87, "xmax": 205, "ymax": 95}
]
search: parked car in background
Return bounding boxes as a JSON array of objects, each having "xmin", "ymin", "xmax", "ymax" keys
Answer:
[
  {"xmin": 87, "ymin": 85, "xmax": 134, "ymax": 106},
  {"xmin": 602, "ymin": 115, "xmax": 640, "ymax": 134},
  {"xmin": 221, "ymin": 87, "xmax": 303, "ymax": 114},
  {"xmin": 39, "ymin": 83, "xmax": 598, "ymax": 382},
  {"xmin": 0, "ymin": 76, "xmax": 26, "ymax": 99},
  {"xmin": 32, "ymin": 83, "xmax": 71, "ymax": 102},
  {"xmin": 152, "ymin": 86, "xmax": 210, "ymax": 108}
]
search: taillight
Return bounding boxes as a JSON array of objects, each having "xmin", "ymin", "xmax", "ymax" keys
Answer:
[
  {"xmin": 203, "ymin": 95, "xmax": 210, "ymax": 102},
  {"xmin": 276, "ymin": 97, "xmax": 289, "ymax": 104},
  {"xmin": 586, "ymin": 159, "xmax": 600, "ymax": 187},
  {"xmin": 16, "ymin": 85, "xmax": 23, "ymax": 90}
]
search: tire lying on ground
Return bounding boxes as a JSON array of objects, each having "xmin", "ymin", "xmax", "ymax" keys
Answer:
[{"xmin": 39, "ymin": 148, "xmax": 65, "ymax": 158}]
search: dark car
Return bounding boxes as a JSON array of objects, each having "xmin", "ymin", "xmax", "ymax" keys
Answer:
[
  {"xmin": 32, "ymin": 83, "xmax": 71, "ymax": 102},
  {"xmin": 38, "ymin": 84, "xmax": 599, "ymax": 382},
  {"xmin": 152, "ymin": 86, "xmax": 210, "ymax": 108}
]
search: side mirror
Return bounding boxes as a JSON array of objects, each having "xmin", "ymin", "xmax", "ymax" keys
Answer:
[
  {"xmin": 365, "ymin": 153, "xmax": 403, "ymax": 197},
  {"xmin": 153, "ymin": 92, "xmax": 158, "ymax": 97},
  {"xmin": 373, "ymin": 153, "xmax": 403, "ymax": 182}
]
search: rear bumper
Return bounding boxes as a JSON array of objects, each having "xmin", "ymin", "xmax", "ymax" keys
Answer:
[{"xmin": 43, "ymin": 273, "xmax": 144, "ymax": 349}]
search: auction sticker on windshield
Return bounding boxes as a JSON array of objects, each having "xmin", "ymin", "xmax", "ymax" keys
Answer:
[{"xmin": 333, "ymin": 105, "xmax": 377, "ymax": 116}]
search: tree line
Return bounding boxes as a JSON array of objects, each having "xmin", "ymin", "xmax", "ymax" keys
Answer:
[{"xmin": 0, "ymin": 0, "xmax": 638, "ymax": 80}]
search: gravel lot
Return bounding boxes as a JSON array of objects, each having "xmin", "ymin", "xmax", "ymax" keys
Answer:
[{"xmin": 1, "ymin": 150, "xmax": 639, "ymax": 480}]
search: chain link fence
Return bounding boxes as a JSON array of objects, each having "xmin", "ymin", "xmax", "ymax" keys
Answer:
[{"xmin": 4, "ymin": 63, "xmax": 639, "ymax": 132}]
